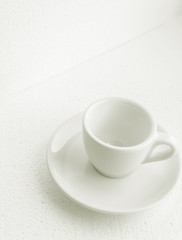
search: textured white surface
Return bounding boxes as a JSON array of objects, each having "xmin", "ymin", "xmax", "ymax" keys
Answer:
[
  {"xmin": 1, "ymin": 9, "xmax": 182, "ymax": 240},
  {"xmin": 0, "ymin": 0, "xmax": 182, "ymax": 93}
]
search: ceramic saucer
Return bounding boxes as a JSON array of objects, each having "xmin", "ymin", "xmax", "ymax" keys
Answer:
[{"xmin": 47, "ymin": 113, "xmax": 181, "ymax": 214}]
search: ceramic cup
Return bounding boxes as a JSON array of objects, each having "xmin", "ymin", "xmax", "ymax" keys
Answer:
[{"xmin": 82, "ymin": 98, "xmax": 178, "ymax": 178}]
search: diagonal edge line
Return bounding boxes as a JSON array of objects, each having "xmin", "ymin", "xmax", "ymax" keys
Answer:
[{"xmin": 17, "ymin": 20, "xmax": 169, "ymax": 94}]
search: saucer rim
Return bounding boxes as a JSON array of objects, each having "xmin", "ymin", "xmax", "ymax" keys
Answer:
[{"xmin": 47, "ymin": 113, "xmax": 181, "ymax": 214}]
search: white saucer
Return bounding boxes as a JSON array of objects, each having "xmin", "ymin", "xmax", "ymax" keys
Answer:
[{"xmin": 47, "ymin": 113, "xmax": 181, "ymax": 214}]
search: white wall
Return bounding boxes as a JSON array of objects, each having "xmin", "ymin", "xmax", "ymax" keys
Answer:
[{"xmin": 0, "ymin": 0, "xmax": 182, "ymax": 92}]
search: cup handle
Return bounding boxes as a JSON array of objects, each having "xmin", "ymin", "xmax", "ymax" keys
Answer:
[{"xmin": 142, "ymin": 132, "xmax": 178, "ymax": 164}]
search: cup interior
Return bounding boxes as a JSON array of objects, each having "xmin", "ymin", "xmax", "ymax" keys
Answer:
[{"xmin": 84, "ymin": 99, "xmax": 155, "ymax": 147}]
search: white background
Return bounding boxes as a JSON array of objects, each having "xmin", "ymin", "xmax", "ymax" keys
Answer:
[
  {"xmin": 1, "ymin": 1, "xmax": 182, "ymax": 239},
  {"xmin": 1, "ymin": 0, "xmax": 182, "ymax": 92}
]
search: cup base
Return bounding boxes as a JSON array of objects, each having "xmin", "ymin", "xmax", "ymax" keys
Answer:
[{"xmin": 92, "ymin": 164, "xmax": 136, "ymax": 178}]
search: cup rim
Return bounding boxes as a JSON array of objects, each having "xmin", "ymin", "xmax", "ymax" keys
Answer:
[{"xmin": 83, "ymin": 97, "xmax": 157, "ymax": 150}]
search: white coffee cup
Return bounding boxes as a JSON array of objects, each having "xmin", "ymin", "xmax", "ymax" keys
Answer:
[{"xmin": 82, "ymin": 97, "xmax": 178, "ymax": 178}]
